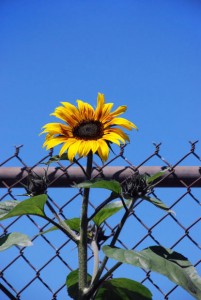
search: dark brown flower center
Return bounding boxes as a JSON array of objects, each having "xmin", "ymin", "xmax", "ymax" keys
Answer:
[{"xmin": 73, "ymin": 121, "xmax": 103, "ymax": 140}]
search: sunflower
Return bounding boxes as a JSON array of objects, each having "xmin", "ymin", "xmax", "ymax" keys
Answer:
[{"xmin": 41, "ymin": 93, "xmax": 137, "ymax": 162}]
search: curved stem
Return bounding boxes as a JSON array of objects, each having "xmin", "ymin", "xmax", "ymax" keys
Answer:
[
  {"xmin": 46, "ymin": 200, "xmax": 79, "ymax": 243},
  {"xmin": 91, "ymin": 240, "xmax": 100, "ymax": 284},
  {"xmin": 78, "ymin": 152, "xmax": 93, "ymax": 299},
  {"xmin": 44, "ymin": 216, "xmax": 78, "ymax": 243},
  {"xmin": 94, "ymin": 261, "xmax": 122, "ymax": 292},
  {"xmin": 88, "ymin": 192, "xmax": 118, "ymax": 222},
  {"xmin": 88, "ymin": 196, "xmax": 138, "ymax": 297}
]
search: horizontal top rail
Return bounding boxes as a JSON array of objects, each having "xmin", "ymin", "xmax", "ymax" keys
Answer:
[{"xmin": 0, "ymin": 166, "xmax": 201, "ymax": 188}]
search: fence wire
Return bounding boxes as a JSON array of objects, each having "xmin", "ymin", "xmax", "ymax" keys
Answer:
[{"xmin": 0, "ymin": 142, "xmax": 201, "ymax": 300}]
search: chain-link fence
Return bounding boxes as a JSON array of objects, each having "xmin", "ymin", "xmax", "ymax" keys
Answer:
[{"xmin": 0, "ymin": 142, "xmax": 201, "ymax": 300}]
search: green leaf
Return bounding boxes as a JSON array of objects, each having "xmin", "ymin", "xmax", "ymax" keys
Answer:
[
  {"xmin": 143, "ymin": 196, "xmax": 173, "ymax": 212},
  {"xmin": 95, "ymin": 278, "xmax": 152, "ymax": 300},
  {"xmin": 93, "ymin": 200, "xmax": 126, "ymax": 226},
  {"xmin": 60, "ymin": 218, "xmax": 80, "ymax": 232},
  {"xmin": 103, "ymin": 245, "xmax": 201, "ymax": 299},
  {"xmin": 0, "ymin": 232, "xmax": 33, "ymax": 251},
  {"xmin": 0, "ymin": 194, "xmax": 48, "ymax": 220},
  {"xmin": 66, "ymin": 269, "xmax": 92, "ymax": 299},
  {"xmin": 39, "ymin": 218, "xmax": 80, "ymax": 235},
  {"xmin": 74, "ymin": 179, "xmax": 121, "ymax": 194},
  {"xmin": 44, "ymin": 153, "xmax": 69, "ymax": 165},
  {"xmin": 0, "ymin": 201, "xmax": 19, "ymax": 218},
  {"xmin": 146, "ymin": 170, "xmax": 168, "ymax": 184}
]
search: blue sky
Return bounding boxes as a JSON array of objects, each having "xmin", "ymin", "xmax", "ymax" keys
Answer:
[
  {"xmin": 1, "ymin": 0, "xmax": 201, "ymax": 164},
  {"xmin": 0, "ymin": 1, "xmax": 201, "ymax": 299}
]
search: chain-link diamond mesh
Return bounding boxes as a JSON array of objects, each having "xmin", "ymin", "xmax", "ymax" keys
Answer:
[{"xmin": 0, "ymin": 142, "xmax": 200, "ymax": 300}]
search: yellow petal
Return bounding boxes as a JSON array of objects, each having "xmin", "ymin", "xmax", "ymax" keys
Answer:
[
  {"xmin": 97, "ymin": 93, "xmax": 105, "ymax": 107},
  {"xmin": 102, "ymin": 103, "xmax": 113, "ymax": 115},
  {"xmin": 60, "ymin": 102, "xmax": 82, "ymax": 122},
  {"xmin": 97, "ymin": 139, "xmax": 110, "ymax": 161},
  {"xmin": 44, "ymin": 133, "xmax": 53, "ymax": 141},
  {"xmin": 103, "ymin": 132, "xmax": 125, "ymax": 145},
  {"xmin": 90, "ymin": 140, "xmax": 99, "ymax": 154},
  {"xmin": 59, "ymin": 138, "xmax": 77, "ymax": 156},
  {"xmin": 53, "ymin": 106, "xmax": 80, "ymax": 127},
  {"xmin": 110, "ymin": 105, "xmax": 127, "ymax": 117},
  {"xmin": 59, "ymin": 142, "xmax": 70, "ymax": 156},
  {"xmin": 99, "ymin": 103, "xmax": 114, "ymax": 122},
  {"xmin": 41, "ymin": 123, "xmax": 72, "ymax": 136},
  {"xmin": 68, "ymin": 140, "xmax": 82, "ymax": 161},
  {"xmin": 50, "ymin": 107, "xmax": 67, "ymax": 122},
  {"xmin": 103, "ymin": 136, "xmax": 120, "ymax": 146},
  {"xmin": 76, "ymin": 100, "xmax": 86, "ymax": 115},
  {"xmin": 85, "ymin": 102, "xmax": 95, "ymax": 119},
  {"xmin": 104, "ymin": 128, "xmax": 130, "ymax": 142},
  {"xmin": 77, "ymin": 140, "xmax": 85, "ymax": 157},
  {"xmin": 60, "ymin": 102, "xmax": 79, "ymax": 116},
  {"xmin": 95, "ymin": 93, "xmax": 105, "ymax": 120},
  {"xmin": 78, "ymin": 140, "xmax": 91, "ymax": 157},
  {"xmin": 105, "ymin": 117, "xmax": 138, "ymax": 130},
  {"xmin": 43, "ymin": 136, "xmax": 67, "ymax": 149},
  {"xmin": 76, "ymin": 100, "xmax": 94, "ymax": 120}
]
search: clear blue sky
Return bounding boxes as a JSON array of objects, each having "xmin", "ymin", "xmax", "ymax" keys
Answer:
[{"xmin": 0, "ymin": 1, "xmax": 201, "ymax": 299}]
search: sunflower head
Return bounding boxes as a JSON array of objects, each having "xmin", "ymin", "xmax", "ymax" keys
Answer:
[{"xmin": 41, "ymin": 93, "xmax": 137, "ymax": 162}]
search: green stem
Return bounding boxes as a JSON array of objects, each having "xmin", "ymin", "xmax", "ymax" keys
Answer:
[
  {"xmin": 46, "ymin": 200, "xmax": 79, "ymax": 243},
  {"xmin": 88, "ymin": 192, "xmax": 118, "ymax": 222},
  {"xmin": 92, "ymin": 261, "xmax": 122, "ymax": 295},
  {"xmin": 88, "ymin": 196, "xmax": 138, "ymax": 297},
  {"xmin": 78, "ymin": 152, "xmax": 93, "ymax": 299},
  {"xmin": 45, "ymin": 216, "xmax": 78, "ymax": 243},
  {"xmin": 91, "ymin": 239, "xmax": 100, "ymax": 284}
]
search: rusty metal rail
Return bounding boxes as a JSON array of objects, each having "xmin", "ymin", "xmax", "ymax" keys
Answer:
[
  {"xmin": 0, "ymin": 142, "xmax": 201, "ymax": 300},
  {"xmin": 0, "ymin": 166, "xmax": 201, "ymax": 188}
]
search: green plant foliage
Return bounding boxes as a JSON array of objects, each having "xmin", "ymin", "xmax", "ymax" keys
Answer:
[
  {"xmin": 44, "ymin": 153, "xmax": 69, "ymax": 165},
  {"xmin": 66, "ymin": 269, "xmax": 92, "ymax": 299},
  {"xmin": 102, "ymin": 245, "xmax": 201, "ymax": 299},
  {"xmin": 146, "ymin": 169, "xmax": 168, "ymax": 185},
  {"xmin": 74, "ymin": 179, "xmax": 121, "ymax": 194},
  {"xmin": 95, "ymin": 278, "xmax": 152, "ymax": 300},
  {"xmin": 0, "ymin": 232, "xmax": 32, "ymax": 251},
  {"xmin": 0, "ymin": 201, "xmax": 19, "ymax": 218},
  {"xmin": 0, "ymin": 194, "xmax": 48, "ymax": 221},
  {"xmin": 142, "ymin": 196, "xmax": 172, "ymax": 212},
  {"xmin": 93, "ymin": 200, "xmax": 128, "ymax": 226},
  {"xmin": 39, "ymin": 218, "xmax": 80, "ymax": 235}
]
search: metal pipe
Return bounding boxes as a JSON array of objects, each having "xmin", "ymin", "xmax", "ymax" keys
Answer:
[{"xmin": 0, "ymin": 166, "xmax": 201, "ymax": 188}]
